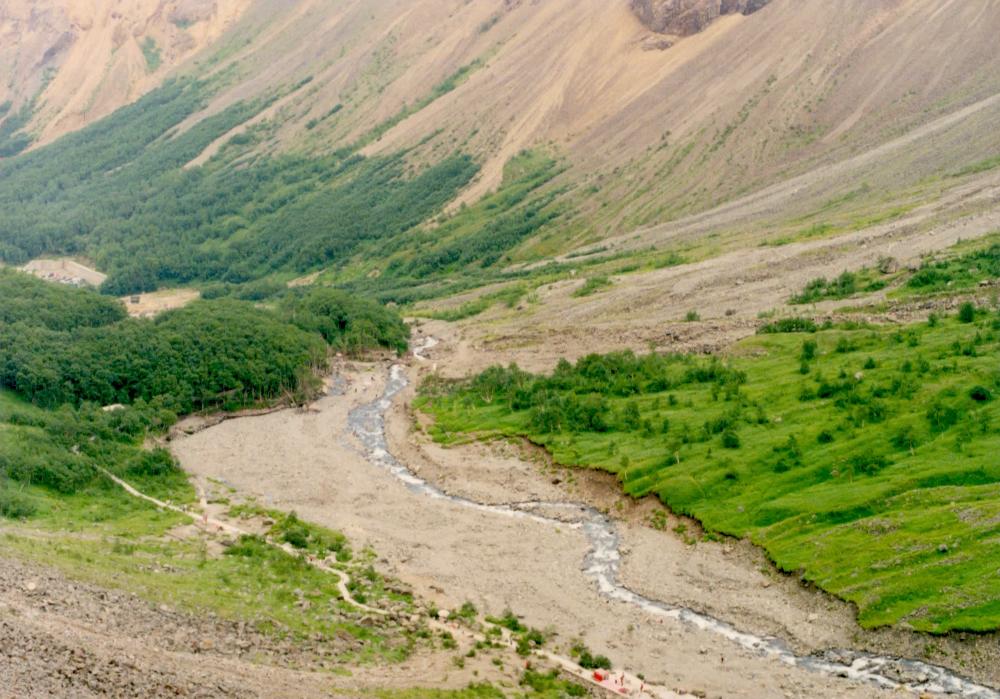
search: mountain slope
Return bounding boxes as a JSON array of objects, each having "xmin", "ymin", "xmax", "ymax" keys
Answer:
[
  {"xmin": 148, "ymin": 0, "xmax": 1000, "ymax": 234},
  {"xmin": 0, "ymin": 0, "xmax": 247, "ymax": 151},
  {"xmin": 2, "ymin": 0, "xmax": 1000, "ymax": 292}
]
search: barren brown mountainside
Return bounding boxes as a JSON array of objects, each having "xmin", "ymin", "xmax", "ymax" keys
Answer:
[
  {"xmin": 5, "ymin": 0, "xmax": 1000, "ymax": 247},
  {"xmin": 0, "ymin": 0, "xmax": 246, "ymax": 147}
]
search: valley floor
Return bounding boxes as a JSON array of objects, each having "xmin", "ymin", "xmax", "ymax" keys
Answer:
[{"xmin": 165, "ymin": 356, "xmax": 997, "ymax": 698}]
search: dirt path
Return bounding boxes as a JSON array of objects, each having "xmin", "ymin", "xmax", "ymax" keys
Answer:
[
  {"xmin": 169, "ymin": 357, "xmax": 998, "ymax": 698},
  {"xmin": 98, "ymin": 467, "xmax": 690, "ymax": 699}
]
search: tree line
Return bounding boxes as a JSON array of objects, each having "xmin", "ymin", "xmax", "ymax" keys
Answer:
[{"xmin": 0, "ymin": 272, "xmax": 408, "ymax": 412}]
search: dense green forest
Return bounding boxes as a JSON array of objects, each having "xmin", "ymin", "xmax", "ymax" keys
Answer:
[
  {"xmin": 0, "ymin": 76, "xmax": 564, "ymax": 299},
  {"xmin": 0, "ymin": 271, "xmax": 408, "ymax": 517},
  {"xmin": 0, "ymin": 271, "xmax": 407, "ymax": 411},
  {"xmin": 3, "ymin": 300, "xmax": 327, "ymax": 411},
  {"xmin": 421, "ymin": 308, "xmax": 1000, "ymax": 633},
  {"xmin": 0, "ymin": 271, "xmax": 416, "ymax": 663},
  {"xmin": 0, "ymin": 98, "xmax": 34, "ymax": 157},
  {"xmin": 281, "ymin": 287, "xmax": 409, "ymax": 354},
  {"xmin": 0, "ymin": 268, "xmax": 126, "ymax": 329},
  {"xmin": 341, "ymin": 149, "xmax": 565, "ymax": 305}
]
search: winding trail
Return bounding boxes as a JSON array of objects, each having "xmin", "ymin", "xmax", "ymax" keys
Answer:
[
  {"xmin": 343, "ymin": 338, "xmax": 1000, "ymax": 699},
  {"xmin": 97, "ymin": 467, "xmax": 380, "ymax": 619},
  {"xmin": 96, "ymin": 470, "xmax": 685, "ymax": 698}
]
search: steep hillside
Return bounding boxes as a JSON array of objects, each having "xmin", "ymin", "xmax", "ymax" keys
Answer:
[
  {"xmin": 2, "ymin": 0, "xmax": 1000, "ymax": 294},
  {"xmin": 152, "ymin": 0, "xmax": 1000, "ymax": 238},
  {"xmin": 0, "ymin": 0, "xmax": 247, "ymax": 152},
  {"xmin": 6, "ymin": 3, "xmax": 1000, "ymax": 693}
]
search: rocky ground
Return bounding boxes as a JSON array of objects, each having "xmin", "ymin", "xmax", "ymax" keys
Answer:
[{"xmin": 0, "ymin": 556, "xmax": 338, "ymax": 698}]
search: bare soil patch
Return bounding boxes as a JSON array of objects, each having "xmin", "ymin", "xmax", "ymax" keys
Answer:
[
  {"xmin": 22, "ymin": 258, "xmax": 107, "ymax": 287},
  {"xmin": 123, "ymin": 288, "xmax": 201, "ymax": 318}
]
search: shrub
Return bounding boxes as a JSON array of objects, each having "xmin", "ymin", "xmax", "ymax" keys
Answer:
[
  {"xmin": 927, "ymin": 400, "xmax": 962, "ymax": 432},
  {"xmin": 685, "ymin": 310, "xmax": 701, "ymax": 322},
  {"xmin": 759, "ymin": 317, "xmax": 817, "ymax": 334},
  {"xmin": 571, "ymin": 641, "xmax": 612, "ymax": 670},
  {"xmin": 487, "ymin": 609, "xmax": 525, "ymax": 633},
  {"xmin": 457, "ymin": 601, "xmax": 478, "ymax": 621},
  {"xmin": 790, "ymin": 271, "xmax": 860, "ymax": 304},
  {"xmin": 958, "ymin": 302, "xmax": 977, "ymax": 323},
  {"xmin": 224, "ymin": 534, "xmax": 271, "ymax": 558},
  {"xmin": 848, "ymin": 453, "xmax": 891, "ymax": 476},
  {"xmin": 271, "ymin": 511, "xmax": 349, "ymax": 556},
  {"xmin": 578, "ymin": 651, "xmax": 612, "ymax": 670},
  {"xmin": 721, "ymin": 430, "xmax": 741, "ymax": 449},
  {"xmin": 125, "ymin": 448, "xmax": 178, "ymax": 478},
  {"xmin": 521, "ymin": 670, "xmax": 587, "ymax": 697},
  {"xmin": 0, "ymin": 485, "xmax": 37, "ymax": 519},
  {"xmin": 891, "ymin": 424, "xmax": 919, "ymax": 451},
  {"xmin": 970, "ymin": 386, "xmax": 993, "ymax": 402},
  {"xmin": 621, "ymin": 401, "xmax": 641, "ymax": 430},
  {"xmin": 835, "ymin": 337, "xmax": 858, "ymax": 353},
  {"xmin": 573, "ymin": 276, "xmax": 612, "ymax": 298}
]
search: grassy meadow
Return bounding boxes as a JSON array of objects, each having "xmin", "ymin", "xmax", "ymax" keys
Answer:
[{"xmin": 420, "ymin": 309, "xmax": 1000, "ymax": 633}]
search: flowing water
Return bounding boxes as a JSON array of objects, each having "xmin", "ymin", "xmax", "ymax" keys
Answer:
[{"xmin": 346, "ymin": 346, "xmax": 998, "ymax": 699}]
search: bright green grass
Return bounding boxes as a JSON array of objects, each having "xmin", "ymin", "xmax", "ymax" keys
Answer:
[
  {"xmin": 420, "ymin": 314, "xmax": 1000, "ymax": 632},
  {"xmin": 0, "ymin": 521, "xmax": 412, "ymax": 663},
  {"xmin": 894, "ymin": 236, "xmax": 1000, "ymax": 299},
  {"xmin": 370, "ymin": 670, "xmax": 587, "ymax": 699},
  {"xmin": 0, "ymin": 388, "xmax": 413, "ymax": 663},
  {"xmin": 0, "ymin": 477, "xmax": 414, "ymax": 662},
  {"xmin": 572, "ymin": 276, "xmax": 612, "ymax": 298}
]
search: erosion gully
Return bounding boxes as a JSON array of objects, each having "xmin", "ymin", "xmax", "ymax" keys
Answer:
[{"xmin": 345, "ymin": 339, "xmax": 998, "ymax": 699}]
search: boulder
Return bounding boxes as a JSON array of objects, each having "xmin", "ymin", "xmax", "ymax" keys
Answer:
[{"xmin": 630, "ymin": 0, "xmax": 771, "ymax": 36}]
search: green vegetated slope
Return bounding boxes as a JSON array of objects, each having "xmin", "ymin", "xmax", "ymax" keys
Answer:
[
  {"xmin": 0, "ymin": 269, "xmax": 415, "ymax": 660},
  {"xmin": 0, "ymin": 98, "xmax": 34, "ymax": 157},
  {"xmin": 788, "ymin": 235, "xmax": 1000, "ymax": 306},
  {"xmin": 0, "ymin": 387, "xmax": 410, "ymax": 661},
  {"xmin": 0, "ymin": 382, "xmax": 412, "ymax": 661},
  {"xmin": 0, "ymin": 77, "xmax": 482, "ymax": 295},
  {"xmin": 375, "ymin": 669, "xmax": 589, "ymax": 699},
  {"xmin": 344, "ymin": 149, "xmax": 565, "ymax": 305},
  {"xmin": 0, "ymin": 73, "xmax": 570, "ymax": 302},
  {"xmin": 0, "ymin": 268, "xmax": 408, "ymax": 503},
  {"xmin": 0, "ymin": 270, "xmax": 406, "ymax": 411},
  {"xmin": 421, "ymin": 310, "xmax": 1000, "ymax": 632},
  {"xmin": 899, "ymin": 239, "xmax": 1000, "ymax": 299}
]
